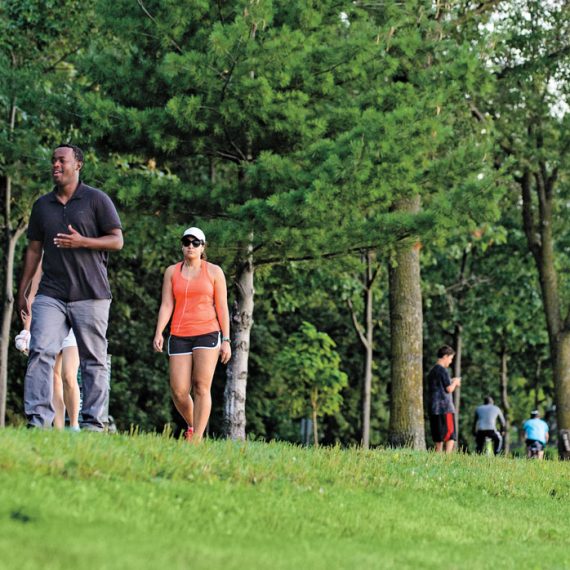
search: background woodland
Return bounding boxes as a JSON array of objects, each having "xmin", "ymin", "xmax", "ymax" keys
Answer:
[{"xmin": 1, "ymin": 0, "xmax": 569, "ymax": 455}]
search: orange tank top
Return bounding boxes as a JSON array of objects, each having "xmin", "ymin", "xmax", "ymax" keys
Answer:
[{"xmin": 170, "ymin": 261, "xmax": 220, "ymax": 337}]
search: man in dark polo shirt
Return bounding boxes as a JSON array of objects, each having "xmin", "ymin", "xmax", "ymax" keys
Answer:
[
  {"xmin": 427, "ymin": 345, "xmax": 461, "ymax": 453},
  {"xmin": 17, "ymin": 144, "xmax": 123, "ymax": 431}
]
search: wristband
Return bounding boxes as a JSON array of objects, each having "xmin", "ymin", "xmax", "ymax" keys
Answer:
[{"xmin": 222, "ymin": 337, "xmax": 231, "ymax": 344}]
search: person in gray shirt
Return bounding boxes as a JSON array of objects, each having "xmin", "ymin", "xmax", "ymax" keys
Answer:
[{"xmin": 472, "ymin": 396, "xmax": 506, "ymax": 454}]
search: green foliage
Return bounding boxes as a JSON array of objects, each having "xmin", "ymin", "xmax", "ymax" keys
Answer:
[
  {"xmin": 480, "ymin": 0, "xmax": 570, "ymax": 305},
  {"xmin": 59, "ymin": 0, "xmax": 508, "ymax": 441},
  {"xmin": 422, "ymin": 196, "xmax": 552, "ymax": 448},
  {"xmin": 274, "ymin": 321, "xmax": 347, "ymax": 425},
  {"xmin": 2, "ymin": 0, "xmax": 567, "ymax": 451},
  {"xmin": 0, "ymin": 1, "xmax": 81, "ymax": 229},
  {"xmin": 1, "ymin": 0, "xmax": 98, "ymax": 420}
]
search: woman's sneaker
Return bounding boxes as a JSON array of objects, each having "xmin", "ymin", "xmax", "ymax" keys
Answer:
[{"xmin": 184, "ymin": 427, "xmax": 194, "ymax": 441}]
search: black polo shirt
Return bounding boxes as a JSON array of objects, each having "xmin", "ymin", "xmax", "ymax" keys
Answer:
[{"xmin": 27, "ymin": 182, "xmax": 122, "ymax": 301}]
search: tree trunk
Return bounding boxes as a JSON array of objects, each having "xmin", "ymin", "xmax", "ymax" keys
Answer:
[
  {"xmin": 223, "ymin": 238, "xmax": 254, "ymax": 440},
  {"xmin": 361, "ymin": 262, "xmax": 373, "ymax": 449},
  {"xmin": 534, "ymin": 360, "xmax": 541, "ymax": 411},
  {"xmin": 1, "ymin": 229, "xmax": 24, "ymax": 427},
  {"xmin": 520, "ymin": 167, "xmax": 570, "ymax": 458},
  {"xmin": 387, "ymin": 195, "xmax": 425, "ymax": 449},
  {"xmin": 554, "ymin": 331, "xmax": 570, "ymax": 460},
  {"xmin": 499, "ymin": 346, "xmax": 511, "ymax": 455},
  {"xmin": 348, "ymin": 250, "xmax": 379, "ymax": 450},
  {"xmin": 452, "ymin": 324, "xmax": 462, "ymax": 444},
  {"xmin": 311, "ymin": 391, "xmax": 319, "ymax": 447},
  {"xmin": 222, "ymin": 12, "xmax": 259, "ymax": 441},
  {"xmin": 0, "ymin": 101, "xmax": 20, "ymax": 427},
  {"xmin": 1, "ymin": 170, "xmax": 26, "ymax": 427}
]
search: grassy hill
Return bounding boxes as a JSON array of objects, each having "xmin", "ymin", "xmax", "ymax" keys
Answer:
[{"xmin": 0, "ymin": 428, "xmax": 568, "ymax": 570}]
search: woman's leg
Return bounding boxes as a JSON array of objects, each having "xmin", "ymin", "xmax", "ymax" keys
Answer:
[
  {"xmin": 191, "ymin": 348, "xmax": 220, "ymax": 441},
  {"xmin": 52, "ymin": 352, "xmax": 65, "ymax": 429},
  {"xmin": 61, "ymin": 346, "xmax": 81, "ymax": 429},
  {"xmin": 169, "ymin": 354, "xmax": 194, "ymax": 428}
]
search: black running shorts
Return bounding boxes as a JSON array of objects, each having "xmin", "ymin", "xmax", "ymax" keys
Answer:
[{"xmin": 168, "ymin": 331, "xmax": 220, "ymax": 356}]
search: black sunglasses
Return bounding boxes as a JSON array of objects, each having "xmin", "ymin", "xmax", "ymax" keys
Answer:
[{"xmin": 181, "ymin": 237, "xmax": 204, "ymax": 248}]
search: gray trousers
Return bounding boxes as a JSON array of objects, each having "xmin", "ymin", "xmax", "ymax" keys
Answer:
[{"xmin": 25, "ymin": 295, "xmax": 111, "ymax": 430}]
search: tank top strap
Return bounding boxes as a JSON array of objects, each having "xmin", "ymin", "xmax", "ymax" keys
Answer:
[
  {"xmin": 202, "ymin": 260, "xmax": 215, "ymax": 286},
  {"xmin": 171, "ymin": 261, "xmax": 184, "ymax": 284}
]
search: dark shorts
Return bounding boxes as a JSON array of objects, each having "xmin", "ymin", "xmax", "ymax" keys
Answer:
[
  {"xmin": 168, "ymin": 331, "xmax": 220, "ymax": 356},
  {"xmin": 526, "ymin": 439, "xmax": 545, "ymax": 451},
  {"xmin": 476, "ymin": 430, "xmax": 503, "ymax": 454},
  {"xmin": 430, "ymin": 412, "xmax": 456, "ymax": 443}
]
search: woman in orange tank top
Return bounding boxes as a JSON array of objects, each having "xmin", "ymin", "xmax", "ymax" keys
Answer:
[{"xmin": 153, "ymin": 227, "xmax": 231, "ymax": 442}]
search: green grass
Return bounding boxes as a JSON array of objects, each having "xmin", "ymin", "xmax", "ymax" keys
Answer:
[{"xmin": 0, "ymin": 429, "xmax": 568, "ymax": 570}]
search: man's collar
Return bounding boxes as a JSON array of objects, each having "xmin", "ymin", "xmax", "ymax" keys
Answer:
[{"xmin": 49, "ymin": 181, "xmax": 85, "ymax": 202}]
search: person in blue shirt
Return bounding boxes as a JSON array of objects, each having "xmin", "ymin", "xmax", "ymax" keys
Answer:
[{"xmin": 523, "ymin": 410, "xmax": 549, "ymax": 459}]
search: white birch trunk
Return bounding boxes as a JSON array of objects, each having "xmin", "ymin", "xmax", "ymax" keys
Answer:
[
  {"xmin": 1, "ymin": 172, "xmax": 26, "ymax": 427},
  {"xmin": 223, "ymin": 239, "xmax": 254, "ymax": 440}
]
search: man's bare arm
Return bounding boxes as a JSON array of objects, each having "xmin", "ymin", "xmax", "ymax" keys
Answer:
[
  {"xmin": 17, "ymin": 241, "xmax": 43, "ymax": 322},
  {"xmin": 54, "ymin": 226, "xmax": 123, "ymax": 251}
]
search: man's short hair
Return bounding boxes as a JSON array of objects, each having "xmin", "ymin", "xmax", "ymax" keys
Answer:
[
  {"xmin": 530, "ymin": 410, "xmax": 539, "ymax": 418},
  {"xmin": 56, "ymin": 144, "xmax": 84, "ymax": 166},
  {"xmin": 484, "ymin": 396, "xmax": 494, "ymax": 405},
  {"xmin": 436, "ymin": 345, "xmax": 455, "ymax": 359}
]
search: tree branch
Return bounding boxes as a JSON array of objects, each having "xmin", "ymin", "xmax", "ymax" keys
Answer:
[
  {"xmin": 347, "ymin": 298, "xmax": 369, "ymax": 349},
  {"xmin": 534, "ymin": 171, "xmax": 548, "ymax": 216},
  {"xmin": 445, "ymin": 274, "xmax": 490, "ymax": 295},
  {"xmin": 43, "ymin": 47, "xmax": 82, "ymax": 74},
  {"xmin": 469, "ymin": 101, "xmax": 487, "ymax": 123},
  {"xmin": 137, "ymin": 0, "xmax": 184, "ymax": 54},
  {"xmin": 520, "ymin": 169, "xmax": 540, "ymax": 259},
  {"xmin": 547, "ymin": 166, "xmax": 559, "ymax": 195},
  {"xmin": 369, "ymin": 263, "xmax": 381, "ymax": 288},
  {"xmin": 256, "ymin": 244, "xmax": 375, "ymax": 267}
]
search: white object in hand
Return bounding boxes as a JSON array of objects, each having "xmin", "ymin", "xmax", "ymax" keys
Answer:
[{"xmin": 15, "ymin": 329, "xmax": 30, "ymax": 353}]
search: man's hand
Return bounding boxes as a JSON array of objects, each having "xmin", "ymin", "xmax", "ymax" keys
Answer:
[
  {"xmin": 17, "ymin": 292, "xmax": 30, "ymax": 323},
  {"xmin": 54, "ymin": 225, "xmax": 85, "ymax": 249}
]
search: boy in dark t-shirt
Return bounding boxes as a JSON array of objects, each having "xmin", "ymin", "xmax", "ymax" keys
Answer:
[{"xmin": 427, "ymin": 345, "xmax": 461, "ymax": 453}]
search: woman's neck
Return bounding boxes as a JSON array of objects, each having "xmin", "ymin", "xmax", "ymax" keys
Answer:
[{"xmin": 184, "ymin": 258, "xmax": 201, "ymax": 269}]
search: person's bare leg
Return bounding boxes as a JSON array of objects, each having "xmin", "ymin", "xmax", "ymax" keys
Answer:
[
  {"xmin": 434, "ymin": 442, "xmax": 443, "ymax": 452},
  {"xmin": 445, "ymin": 440, "xmax": 455, "ymax": 453},
  {"xmin": 169, "ymin": 354, "xmax": 194, "ymax": 428},
  {"xmin": 191, "ymin": 347, "xmax": 220, "ymax": 441},
  {"xmin": 52, "ymin": 352, "xmax": 65, "ymax": 429},
  {"xmin": 61, "ymin": 346, "xmax": 80, "ymax": 428}
]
